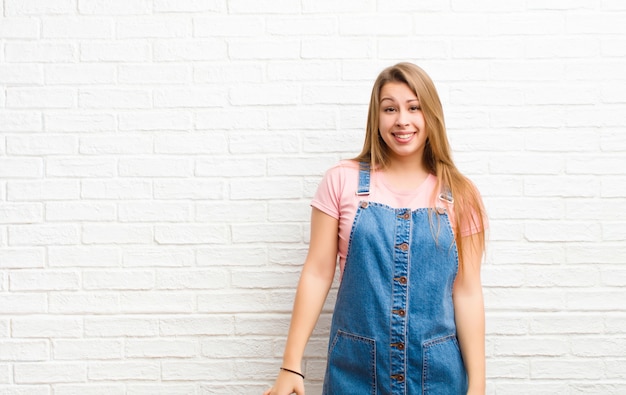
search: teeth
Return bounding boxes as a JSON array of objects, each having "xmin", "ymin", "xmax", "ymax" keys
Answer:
[{"xmin": 395, "ymin": 133, "xmax": 413, "ymax": 139}]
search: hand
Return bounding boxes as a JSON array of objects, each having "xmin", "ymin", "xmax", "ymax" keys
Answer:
[{"xmin": 263, "ymin": 369, "xmax": 305, "ymax": 395}]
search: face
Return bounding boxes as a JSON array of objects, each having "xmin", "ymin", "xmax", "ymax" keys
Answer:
[{"xmin": 378, "ymin": 81, "xmax": 428, "ymax": 165}]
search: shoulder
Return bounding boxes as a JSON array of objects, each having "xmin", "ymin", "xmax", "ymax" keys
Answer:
[
  {"xmin": 325, "ymin": 159, "xmax": 360, "ymax": 175},
  {"xmin": 321, "ymin": 160, "xmax": 360, "ymax": 185}
]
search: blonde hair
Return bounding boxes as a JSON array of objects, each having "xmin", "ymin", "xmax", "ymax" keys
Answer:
[{"xmin": 354, "ymin": 62, "xmax": 486, "ymax": 265}]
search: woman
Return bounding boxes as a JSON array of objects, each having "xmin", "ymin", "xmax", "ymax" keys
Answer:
[{"xmin": 265, "ymin": 62, "xmax": 487, "ymax": 395}]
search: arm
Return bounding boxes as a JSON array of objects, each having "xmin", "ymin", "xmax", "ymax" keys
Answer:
[
  {"xmin": 453, "ymin": 233, "xmax": 486, "ymax": 395},
  {"xmin": 265, "ymin": 207, "xmax": 339, "ymax": 395}
]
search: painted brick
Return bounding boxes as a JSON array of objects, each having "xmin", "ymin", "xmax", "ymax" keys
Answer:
[
  {"xmin": 42, "ymin": 17, "xmax": 112, "ymax": 38},
  {"xmin": 84, "ymin": 317, "xmax": 158, "ymax": 337},
  {"xmin": 228, "ymin": 39, "xmax": 300, "ymax": 60},
  {"xmin": 195, "ymin": 109, "xmax": 266, "ymax": 130},
  {"xmin": 82, "ymin": 224, "xmax": 153, "ymax": 244},
  {"xmin": 48, "ymin": 246, "xmax": 121, "ymax": 267},
  {"xmin": 154, "ymin": 224, "xmax": 228, "ymax": 244},
  {"xmin": 80, "ymin": 40, "xmax": 150, "ymax": 62},
  {"xmin": 0, "ymin": 294, "xmax": 46, "ymax": 314},
  {"xmin": 153, "ymin": 0, "xmax": 224, "ymax": 13},
  {"xmin": 0, "ymin": 112, "xmax": 42, "ymax": 132},
  {"xmin": 82, "ymin": 270, "xmax": 154, "ymax": 290},
  {"xmin": 156, "ymin": 269, "xmax": 228, "ymax": 290},
  {"xmin": 0, "ymin": 18, "xmax": 40, "ymax": 39},
  {"xmin": 116, "ymin": 16, "xmax": 190, "ymax": 38},
  {"xmin": 153, "ymin": 179, "xmax": 225, "ymax": 200},
  {"xmin": 194, "ymin": 62, "xmax": 264, "ymax": 83},
  {"xmin": 118, "ymin": 64, "xmax": 191, "ymax": 84},
  {"xmin": 5, "ymin": 0, "xmax": 75, "ymax": 16},
  {"xmin": 266, "ymin": 16, "xmax": 336, "ymax": 36},
  {"xmin": 195, "ymin": 157, "xmax": 266, "ymax": 177},
  {"xmin": 79, "ymin": 135, "xmax": 153, "ymax": 155},
  {"xmin": 81, "ymin": 179, "xmax": 152, "ymax": 200},
  {"xmin": 9, "ymin": 225, "xmax": 80, "ymax": 246},
  {"xmin": 120, "ymin": 292, "xmax": 194, "ymax": 314},
  {"xmin": 155, "ymin": 133, "xmax": 227, "ymax": 154},
  {"xmin": 46, "ymin": 157, "xmax": 117, "ymax": 177},
  {"xmin": 0, "ymin": 340, "xmax": 49, "ymax": 361},
  {"xmin": 194, "ymin": 16, "xmax": 264, "ymax": 37},
  {"xmin": 0, "ymin": 248, "xmax": 45, "ymax": 269},
  {"xmin": 79, "ymin": 88, "xmax": 151, "ymax": 109},
  {"xmin": 118, "ymin": 157, "xmax": 193, "ymax": 177},
  {"xmin": 162, "ymin": 361, "xmax": 234, "ymax": 381},
  {"xmin": 12, "ymin": 317, "xmax": 83, "ymax": 338},
  {"xmin": 78, "ymin": 0, "xmax": 151, "ymax": 15},
  {"xmin": 196, "ymin": 201, "xmax": 266, "ymax": 223},
  {"xmin": 118, "ymin": 111, "xmax": 192, "ymax": 131},
  {"xmin": 118, "ymin": 202, "xmax": 191, "ymax": 222},
  {"xmin": 44, "ymin": 112, "xmax": 115, "ymax": 132},
  {"xmin": 125, "ymin": 339, "xmax": 197, "ymax": 358},
  {"xmin": 46, "ymin": 202, "xmax": 116, "ymax": 222},
  {"xmin": 44, "ymin": 63, "xmax": 116, "ymax": 85},
  {"xmin": 302, "ymin": 0, "xmax": 375, "ymax": 13},
  {"xmin": 9, "ymin": 270, "xmax": 80, "ymax": 291},
  {"xmin": 0, "ymin": 64, "xmax": 43, "ymax": 84},
  {"xmin": 301, "ymin": 38, "xmax": 373, "ymax": 59},
  {"xmin": 7, "ymin": 135, "xmax": 77, "ymax": 156},
  {"xmin": 7, "ymin": 88, "xmax": 75, "ymax": 109},
  {"xmin": 4, "ymin": 42, "xmax": 76, "ymax": 62},
  {"xmin": 0, "ymin": 158, "xmax": 42, "ymax": 178},
  {"xmin": 14, "ymin": 362, "xmax": 87, "ymax": 384},
  {"xmin": 53, "ymin": 340, "xmax": 123, "ymax": 360},
  {"xmin": 53, "ymin": 384, "xmax": 125, "ymax": 395},
  {"xmin": 123, "ymin": 248, "xmax": 194, "ymax": 267},
  {"xmin": 153, "ymin": 39, "xmax": 227, "ymax": 61},
  {"xmin": 0, "ymin": 203, "xmax": 43, "ymax": 224},
  {"xmin": 87, "ymin": 361, "xmax": 160, "ymax": 380},
  {"xmin": 159, "ymin": 315, "xmax": 234, "ymax": 336},
  {"xmin": 49, "ymin": 293, "xmax": 119, "ymax": 314}
]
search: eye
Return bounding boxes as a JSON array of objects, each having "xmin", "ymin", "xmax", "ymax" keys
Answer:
[
  {"xmin": 383, "ymin": 107, "xmax": 397, "ymax": 113},
  {"xmin": 410, "ymin": 106, "xmax": 421, "ymax": 111}
]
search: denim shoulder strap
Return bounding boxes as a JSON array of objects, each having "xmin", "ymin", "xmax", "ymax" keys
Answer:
[{"xmin": 356, "ymin": 162, "xmax": 370, "ymax": 196}]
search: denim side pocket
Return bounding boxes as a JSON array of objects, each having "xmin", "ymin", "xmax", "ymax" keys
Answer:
[
  {"xmin": 422, "ymin": 334, "xmax": 467, "ymax": 394},
  {"xmin": 324, "ymin": 330, "xmax": 376, "ymax": 395}
]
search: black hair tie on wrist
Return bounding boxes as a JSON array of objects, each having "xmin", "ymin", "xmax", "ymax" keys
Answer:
[{"xmin": 280, "ymin": 367, "xmax": 305, "ymax": 380}]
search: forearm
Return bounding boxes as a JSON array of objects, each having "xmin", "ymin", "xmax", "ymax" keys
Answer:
[
  {"xmin": 454, "ymin": 290, "xmax": 485, "ymax": 393},
  {"xmin": 282, "ymin": 267, "xmax": 334, "ymax": 370}
]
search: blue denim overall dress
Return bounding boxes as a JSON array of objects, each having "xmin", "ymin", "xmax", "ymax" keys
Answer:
[{"xmin": 322, "ymin": 164, "xmax": 468, "ymax": 395}]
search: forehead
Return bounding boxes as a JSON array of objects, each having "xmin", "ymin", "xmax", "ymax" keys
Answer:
[{"xmin": 379, "ymin": 81, "xmax": 418, "ymax": 101}]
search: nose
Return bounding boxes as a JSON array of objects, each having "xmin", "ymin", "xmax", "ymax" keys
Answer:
[{"xmin": 395, "ymin": 109, "xmax": 409, "ymax": 126}]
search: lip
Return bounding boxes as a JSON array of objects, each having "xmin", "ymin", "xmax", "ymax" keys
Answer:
[{"xmin": 391, "ymin": 131, "xmax": 417, "ymax": 143}]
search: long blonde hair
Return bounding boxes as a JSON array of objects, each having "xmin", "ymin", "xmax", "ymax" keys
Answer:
[{"xmin": 354, "ymin": 62, "xmax": 486, "ymax": 265}]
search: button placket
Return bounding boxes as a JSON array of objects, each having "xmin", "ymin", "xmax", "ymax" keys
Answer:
[{"xmin": 390, "ymin": 208, "xmax": 410, "ymax": 394}]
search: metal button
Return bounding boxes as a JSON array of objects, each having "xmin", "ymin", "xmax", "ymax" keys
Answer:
[
  {"xmin": 392, "ymin": 374, "xmax": 405, "ymax": 382},
  {"xmin": 394, "ymin": 276, "xmax": 407, "ymax": 284},
  {"xmin": 393, "ymin": 309, "xmax": 406, "ymax": 317},
  {"xmin": 391, "ymin": 342, "xmax": 405, "ymax": 350},
  {"xmin": 436, "ymin": 206, "xmax": 446, "ymax": 215},
  {"xmin": 397, "ymin": 243, "xmax": 409, "ymax": 251},
  {"xmin": 360, "ymin": 201, "xmax": 368, "ymax": 209},
  {"xmin": 401, "ymin": 211, "xmax": 410, "ymax": 220}
]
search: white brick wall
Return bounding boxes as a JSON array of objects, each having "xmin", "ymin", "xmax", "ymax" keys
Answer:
[{"xmin": 0, "ymin": 1, "xmax": 625, "ymax": 394}]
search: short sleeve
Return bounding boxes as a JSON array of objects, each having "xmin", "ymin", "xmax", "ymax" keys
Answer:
[
  {"xmin": 451, "ymin": 187, "xmax": 488, "ymax": 238},
  {"xmin": 311, "ymin": 165, "xmax": 344, "ymax": 220}
]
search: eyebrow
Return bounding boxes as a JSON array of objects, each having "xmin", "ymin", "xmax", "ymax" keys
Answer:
[{"xmin": 380, "ymin": 97, "xmax": 419, "ymax": 103}]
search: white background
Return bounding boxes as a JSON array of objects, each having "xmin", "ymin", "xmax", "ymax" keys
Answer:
[{"xmin": 1, "ymin": 0, "xmax": 625, "ymax": 394}]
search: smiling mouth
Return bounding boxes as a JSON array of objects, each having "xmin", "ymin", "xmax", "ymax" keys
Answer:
[{"xmin": 392, "ymin": 132, "xmax": 416, "ymax": 141}]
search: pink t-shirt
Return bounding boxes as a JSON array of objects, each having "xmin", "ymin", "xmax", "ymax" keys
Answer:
[{"xmin": 311, "ymin": 160, "xmax": 481, "ymax": 273}]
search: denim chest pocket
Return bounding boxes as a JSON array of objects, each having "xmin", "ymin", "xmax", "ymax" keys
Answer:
[
  {"xmin": 324, "ymin": 330, "xmax": 376, "ymax": 395},
  {"xmin": 422, "ymin": 334, "xmax": 467, "ymax": 394}
]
